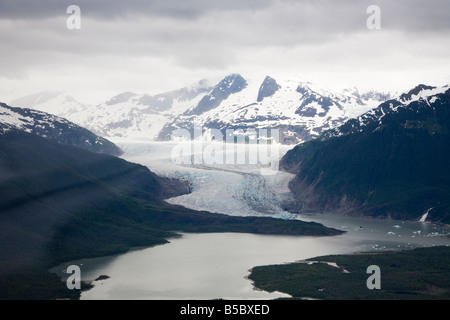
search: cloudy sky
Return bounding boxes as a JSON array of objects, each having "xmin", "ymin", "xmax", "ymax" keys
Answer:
[{"xmin": 0, "ymin": 0, "xmax": 449, "ymax": 103}]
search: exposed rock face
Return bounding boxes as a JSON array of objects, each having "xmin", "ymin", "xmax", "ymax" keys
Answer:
[{"xmin": 257, "ymin": 76, "xmax": 280, "ymax": 102}]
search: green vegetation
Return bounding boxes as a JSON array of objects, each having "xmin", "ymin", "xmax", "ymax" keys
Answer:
[
  {"xmin": 281, "ymin": 91, "xmax": 450, "ymax": 222},
  {"xmin": 0, "ymin": 131, "xmax": 340, "ymax": 300},
  {"xmin": 249, "ymin": 246, "xmax": 450, "ymax": 300},
  {"xmin": 0, "ymin": 267, "xmax": 94, "ymax": 301}
]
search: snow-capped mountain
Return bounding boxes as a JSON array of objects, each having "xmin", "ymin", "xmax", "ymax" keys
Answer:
[
  {"xmin": 9, "ymin": 74, "xmax": 393, "ymax": 144},
  {"xmin": 157, "ymin": 74, "xmax": 392, "ymax": 143},
  {"xmin": 9, "ymin": 91, "xmax": 87, "ymax": 121},
  {"xmin": 82, "ymin": 80, "xmax": 213, "ymax": 139},
  {"xmin": 0, "ymin": 102, "xmax": 121, "ymax": 155},
  {"xmin": 9, "ymin": 81, "xmax": 215, "ymax": 141},
  {"xmin": 323, "ymin": 84, "xmax": 450, "ymax": 140}
]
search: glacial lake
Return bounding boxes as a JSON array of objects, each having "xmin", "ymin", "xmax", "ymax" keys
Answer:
[
  {"xmin": 51, "ymin": 141, "xmax": 450, "ymax": 299},
  {"xmin": 52, "ymin": 214, "xmax": 450, "ymax": 300}
]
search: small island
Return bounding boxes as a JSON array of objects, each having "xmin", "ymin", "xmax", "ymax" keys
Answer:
[{"xmin": 94, "ymin": 275, "xmax": 110, "ymax": 282}]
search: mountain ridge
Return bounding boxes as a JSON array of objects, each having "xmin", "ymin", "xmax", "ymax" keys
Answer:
[
  {"xmin": 280, "ymin": 85, "xmax": 450, "ymax": 222},
  {"xmin": 9, "ymin": 75, "xmax": 393, "ymax": 144},
  {"xmin": 0, "ymin": 102, "xmax": 122, "ymax": 156}
]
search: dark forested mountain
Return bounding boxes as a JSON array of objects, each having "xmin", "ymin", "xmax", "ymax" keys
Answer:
[{"xmin": 281, "ymin": 85, "xmax": 450, "ymax": 222}]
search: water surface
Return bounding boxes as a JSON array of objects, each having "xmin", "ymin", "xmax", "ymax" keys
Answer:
[{"xmin": 52, "ymin": 215, "xmax": 449, "ymax": 300}]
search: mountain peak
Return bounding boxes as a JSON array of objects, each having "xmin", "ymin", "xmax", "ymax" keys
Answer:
[
  {"xmin": 217, "ymin": 74, "xmax": 246, "ymax": 91},
  {"xmin": 257, "ymin": 76, "xmax": 280, "ymax": 102},
  {"xmin": 10, "ymin": 74, "xmax": 396, "ymax": 144},
  {"xmin": 0, "ymin": 102, "xmax": 122, "ymax": 156},
  {"xmin": 399, "ymin": 84, "xmax": 436, "ymax": 102},
  {"xmin": 323, "ymin": 84, "xmax": 450, "ymax": 140},
  {"xmin": 185, "ymin": 74, "xmax": 247, "ymax": 116},
  {"xmin": 105, "ymin": 92, "xmax": 138, "ymax": 106},
  {"xmin": 9, "ymin": 91, "xmax": 62, "ymax": 107}
]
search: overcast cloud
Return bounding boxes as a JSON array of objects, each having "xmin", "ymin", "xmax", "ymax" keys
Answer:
[{"xmin": 0, "ymin": 0, "xmax": 449, "ymax": 103}]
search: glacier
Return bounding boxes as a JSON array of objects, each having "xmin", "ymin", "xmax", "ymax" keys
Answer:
[{"xmin": 114, "ymin": 139, "xmax": 297, "ymax": 219}]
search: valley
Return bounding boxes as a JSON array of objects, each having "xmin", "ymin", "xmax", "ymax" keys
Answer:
[{"xmin": 1, "ymin": 81, "xmax": 450, "ymax": 300}]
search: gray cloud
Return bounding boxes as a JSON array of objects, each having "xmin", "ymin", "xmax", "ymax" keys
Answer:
[
  {"xmin": 0, "ymin": 0, "xmax": 274, "ymax": 20},
  {"xmin": 0, "ymin": 0, "xmax": 449, "ymax": 101},
  {"xmin": 1, "ymin": 0, "xmax": 448, "ymax": 31}
]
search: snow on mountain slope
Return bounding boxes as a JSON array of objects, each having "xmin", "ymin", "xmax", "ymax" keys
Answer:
[
  {"xmin": 9, "ymin": 75, "xmax": 393, "ymax": 143},
  {"xmin": 9, "ymin": 80, "xmax": 214, "ymax": 140},
  {"xmin": 0, "ymin": 102, "xmax": 76, "ymax": 133},
  {"xmin": 10, "ymin": 91, "xmax": 88, "ymax": 121},
  {"xmin": 0, "ymin": 102, "xmax": 121, "ymax": 155},
  {"xmin": 158, "ymin": 74, "xmax": 392, "ymax": 144},
  {"xmin": 323, "ymin": 84, "xmax": 450, "ymax": 140}
]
